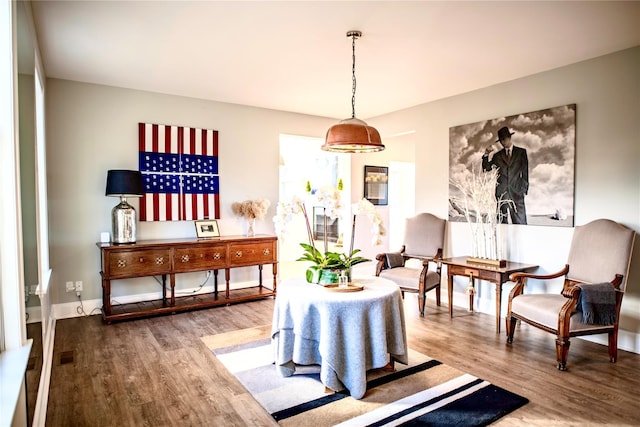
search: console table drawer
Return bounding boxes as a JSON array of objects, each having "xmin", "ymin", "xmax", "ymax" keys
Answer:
[
  {"xmin": 229, "ymin": 242, "xmax": 276, "ymax": 266},
  {"xmin": 107, "ymin": 249, "xmax": 172, "ymax": 278},
  {"xmin": 173, "ymin": 246, "xmax": 227, "ymax": 272}
]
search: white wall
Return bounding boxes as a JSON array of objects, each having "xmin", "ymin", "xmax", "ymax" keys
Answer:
[
  {"xmin": 45, "ymin": 79, "xmax": 336, "ymax": 306},
  {"xmin": 370, "ymin": 46, "xmax": 640, "ymax": 351}
]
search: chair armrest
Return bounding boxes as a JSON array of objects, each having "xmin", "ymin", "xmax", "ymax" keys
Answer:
[
  {"xmin": 558, "ymin": 288, "xmax": 579, "ymax": 335},
  {"xmin": 419, "ymin": 248, "xmax": 443, "ymax": 266},
  {"xmin": 375, "ymin": 253, "xmax": 386, "ymax": 276},
  {"xmin": 509, "ymin": 264, "xmax": 569, "ymax": 283},
  {"xmin": 558, "ymin": 274, "xmax": 623, "ymax": 336},
  {"xmin": 419, "ymin": 248, "xmax": 443, "ymax": 276},
  {"xmin": 561, "ymin": 274, "xmax": 624, "ymax": 303},
  {"xmin": 375, "ymin": 246, "xmax": 406, "ymax": 276},
  {"xmin": 508, "ymin": 264, "xmax": 570, "ymax": 301}
]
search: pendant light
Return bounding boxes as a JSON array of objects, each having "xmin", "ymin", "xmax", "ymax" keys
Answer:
[{"xmin": 322, "ymin": 31, "xmax": 385, "ymax": 153}]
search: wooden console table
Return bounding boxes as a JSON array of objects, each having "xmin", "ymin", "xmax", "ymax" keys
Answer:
[
  {"xmin": 97, "ymin": 235, "xmax": 277, "ymax": 323},
  {"xmin": 441, "ymin": 256, "xmax": 538, "ymax": 333}
]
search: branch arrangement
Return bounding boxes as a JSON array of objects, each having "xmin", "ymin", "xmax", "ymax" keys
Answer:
[{"xmin": 450, "ymin": 166, "xmax": 512, "ymax": 260}]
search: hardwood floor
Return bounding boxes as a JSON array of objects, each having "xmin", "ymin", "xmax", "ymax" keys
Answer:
[{"xmin": 43, "ymin": 296, "xmax": 640, "ymax": 426}]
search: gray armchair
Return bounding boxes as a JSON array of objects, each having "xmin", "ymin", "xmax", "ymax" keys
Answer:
[
  {"xmin": 375, "ymin": 213, "xmax": 446, "ymax": 316},
  {"xmin": 506, "ymin": 219, "xmax": 635, "ymax": 371}
]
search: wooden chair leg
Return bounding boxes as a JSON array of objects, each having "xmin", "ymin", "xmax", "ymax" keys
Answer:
[
  {"xmin": 418, "ymin": 292, "xmax": 425, "ymax": 317},
  {"xmin": 435, "ymin": 286, "xmax": 441, "ymax": 306},
  {"xmin": 505, "ymin": 315, "xmax": 517, "ymax": 343},
  {"xmin": 608, "ymin": 330, "xmax": 618, "ymax": 363},
  {"xmin": 555, "ymin": 336, "xmax": 570, "ymax": 371}
]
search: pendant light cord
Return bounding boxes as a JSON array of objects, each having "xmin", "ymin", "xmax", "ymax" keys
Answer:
[{"xmin": 351, "ymin": 33, "xmax": 357, "ymax": 119}]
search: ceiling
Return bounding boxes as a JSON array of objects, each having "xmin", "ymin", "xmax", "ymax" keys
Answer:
[{"xmin": 30, "ymin": 1, "xmax": 640, "ymax": 120}]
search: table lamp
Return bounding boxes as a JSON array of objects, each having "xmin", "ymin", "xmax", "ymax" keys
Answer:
[{"xmin": 105, "ymin": 169, "xmax": 144, "ymax": 244}]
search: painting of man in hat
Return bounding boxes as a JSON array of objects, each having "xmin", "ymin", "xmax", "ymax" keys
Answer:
[
  {"xmin": 448, "ymin": 104, "xmax": 576, "ymax": 227},
  {"xmin": 482, "ymin": 126, "xmax": 528, "ymax": 224}
]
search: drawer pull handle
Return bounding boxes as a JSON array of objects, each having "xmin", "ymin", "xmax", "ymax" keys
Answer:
[
  {"xmin": 235, "ymin": 251, "xmax": 243, "ymax": 257},
  {"xmin": 117, "ymin": 259, "xmax": 127, "ymax": 268},
  {"xmin": 213, "ymin": 253, "xmax": 221, "ymax": 260},
  {"xmin": 263, "ymin": 248, "xmax": 270, "ymax": 255},
  {"xmin": 139, "ymin": 258, "xmax": 144, "ymax": 263},
  {"xmin": 181, "ymin": 255, "xmax": 190, "ymax": 263},
  {"xmin": 156, "ymin": 257, "xmax": 164, "ymax": 265}
]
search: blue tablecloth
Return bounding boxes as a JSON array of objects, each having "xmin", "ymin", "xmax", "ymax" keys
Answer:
[{"xmin": 271, "ymin": 276, "xmax": 408, "ymax": 399}]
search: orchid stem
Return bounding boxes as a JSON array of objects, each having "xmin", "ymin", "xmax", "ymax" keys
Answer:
[
  {"xmin": 323, "ymin": 208, "xmax": 328, "ymax": 253},
  {"xmin": 301, "ymin": 204, "xmax": 316, "ymax": 250},
  {"xmin": 349, "ymin": 214, "xmax": 356, "ymax": 255}
]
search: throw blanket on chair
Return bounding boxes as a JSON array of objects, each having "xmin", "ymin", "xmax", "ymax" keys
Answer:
[{"xmin": 575, "ymin": 282, "xmax": 617, "ymax": 325}]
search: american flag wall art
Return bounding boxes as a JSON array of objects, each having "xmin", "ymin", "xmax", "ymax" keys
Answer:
[{"xmin": 138, "ymin": 122, "xmax": 220, "ymax": 221}]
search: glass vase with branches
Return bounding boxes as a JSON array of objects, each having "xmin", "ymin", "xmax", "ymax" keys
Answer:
[{"xmin": 450, "ymin": 166, "xmax": 512, "ymax": 261}]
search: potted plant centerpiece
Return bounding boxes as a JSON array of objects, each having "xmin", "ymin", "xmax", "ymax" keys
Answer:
[
  {"xmin": 273, "ymin": 183, "xmax": 385, "ymax": 285},
  {"xmin": 297, "ymin": 243, "xmax": 370, "ymax": 284}
]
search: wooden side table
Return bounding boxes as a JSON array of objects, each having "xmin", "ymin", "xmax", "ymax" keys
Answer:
[{"xmin": 441, "ymin": 256, "xmax": 538, "ymax": 333}]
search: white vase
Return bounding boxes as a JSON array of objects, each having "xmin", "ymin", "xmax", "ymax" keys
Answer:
[{"xmin": 246, "ymin": 218, "xmax": 256, "ymax": 237}]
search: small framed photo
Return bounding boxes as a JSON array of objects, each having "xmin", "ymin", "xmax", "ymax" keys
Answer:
[
  {"xmin": 195, "ymin": 219, "xmax": 220, "ymax": 238},
  {"xmin": 364, "ymin": 165, "xmax": 389, "ymax": 206}
]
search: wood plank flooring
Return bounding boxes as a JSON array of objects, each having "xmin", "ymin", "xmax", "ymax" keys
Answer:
[{"xmin": 42, "ymin": 296, "xmax": 640, "ymax": 426}]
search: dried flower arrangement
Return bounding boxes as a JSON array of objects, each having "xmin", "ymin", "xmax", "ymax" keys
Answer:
[
  {"xmin": 231, "ymin": 199, "xmax": 271, "ymax": 220},
  {"xmin": 232, "ymin": 199, "xmax": 270, "ymax": 236}
]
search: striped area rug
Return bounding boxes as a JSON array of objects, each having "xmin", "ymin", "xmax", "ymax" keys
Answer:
[{"xmin": 202, "ymin": 326, "xmax": 528, "ymax": 426}]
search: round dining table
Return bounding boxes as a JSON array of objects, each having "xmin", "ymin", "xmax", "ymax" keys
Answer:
[{"xmin": 271, "ymin": 275, "xmax": 408, "ymax": 399}]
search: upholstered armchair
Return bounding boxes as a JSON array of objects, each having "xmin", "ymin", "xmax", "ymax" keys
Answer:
[
  {"xmin": 506, "ymin": 219, "xmax": 635, "ymax": 371},
  {"xmin": 375, "ymin": 213, "xmax": 446, "ymax": 316}
]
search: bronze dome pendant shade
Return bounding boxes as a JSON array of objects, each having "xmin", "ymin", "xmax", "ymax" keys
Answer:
[{"xmin": 322, "ymin": 31, "xmax": 384, "ymax": 153}]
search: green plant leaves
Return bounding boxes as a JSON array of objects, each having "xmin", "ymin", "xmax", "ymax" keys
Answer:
[{"xmin": 296, "ymin": 243, "xmax": 370, "ymax": 270}]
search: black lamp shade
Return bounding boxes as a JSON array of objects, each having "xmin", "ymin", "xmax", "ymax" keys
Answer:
[{"xmin": 105, "ymin": 170, "xmax": 144, "ymax": 197}]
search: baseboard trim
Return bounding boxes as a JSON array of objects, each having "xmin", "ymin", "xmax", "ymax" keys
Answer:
[
  {"xmin": 31, "ymin": 315, "xmax": 55, "ymax": 427},
  {"xmin": 51, "ymin": 280, "xmax": 268, "ymax": 320}
]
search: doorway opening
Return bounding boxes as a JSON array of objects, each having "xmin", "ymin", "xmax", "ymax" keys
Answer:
[{"xmin": 278, "ymin": 134, "xmax": 351, "ymax": 279}]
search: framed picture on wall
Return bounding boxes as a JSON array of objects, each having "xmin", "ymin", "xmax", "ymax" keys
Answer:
[
  {"xmin": 364, "ymin": 165, "xmax": 388, "ymax": 206},
  {"xmin": 448, "ymin": 104, "xmax": 576, "ymax": 227},
  {"xmin": 195, "ymin": 219, "xmax": 220, "ymax": 238}
]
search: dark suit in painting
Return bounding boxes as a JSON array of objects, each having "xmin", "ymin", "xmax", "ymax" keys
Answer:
[{"xmin": 482, "ymin": 141, "xmax": 529, "ymax": 224}]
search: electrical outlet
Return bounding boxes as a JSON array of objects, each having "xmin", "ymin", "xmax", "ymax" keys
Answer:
[
  {"xmin": 75, "ymin": 281, "xmax": 83, "ymax": 292},
  {"xmin": 66, "ymin": 281, "xmax": 75, "ymax": 292}
]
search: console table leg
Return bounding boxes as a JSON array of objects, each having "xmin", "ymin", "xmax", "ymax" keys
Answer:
[
  {"xmin": 272, "ymin": 262, "xmax": 278, "ymax": 293},
  {"xmin": 162, "ymin": 274, "xmax": 167, "ymax": 307},
  {"xmin": 213, "ymin": 270, "xmax": 219, "ymax": 295},
  {"xmin": 225, "ymin": 268, "xmax": 230, "ymax": 299},
  {"xmin": 102, "ymin": 278, "xmax": 111, "ymax": 316},
  {"xmin": 170, "ymin": 274, "xmax": 176, "ymax": 306}
]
